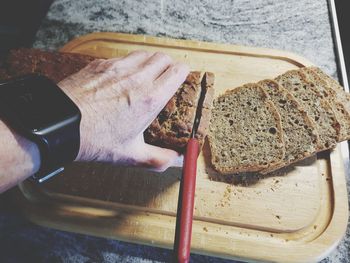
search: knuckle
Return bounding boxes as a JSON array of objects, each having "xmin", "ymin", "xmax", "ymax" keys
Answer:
[
  {"xmin": 107, "ymin": 58, "xmax": 123, "ymax": 68},
  {"xmin": 169, "ymin": 62, "xmax": 190, "ymax": 76},
  {"xmin": 142, "ymin": 93, "xmax": 158, "ymax": 110},
  {"xmin": 129, "ymin": 73, "xmax": 144, "ymax": 86},
  {"xmin": 84, "ymin": 59, "xmax": 105, "ymax": 70},
  {"xmin": 143, "ymin": 157, "xmax": 168, "ymax": 172},
  {"xmin": 153, "ymin": 52, "xmax": 172, "ymax": 63},
  {"xmin": 93, "ymin": 59, "xmax": 124, "ymax": 74},
  {"xmin": 118, "ymin": 74, "xmax": 146, "ymax": 91}
]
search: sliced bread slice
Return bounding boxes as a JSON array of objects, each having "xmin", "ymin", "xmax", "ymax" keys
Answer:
[
  {"xmin": 310, "ymin": 66, "xmax": 350, "ymax": 121},
  {"xmin": 301, "ymin": 67, "xmax": 350, "ymax": 141},
  {"xmin": 275, "ymin": 70, "xmax": 340, "ymax": 150},
  {"xmin": 258, "ymin": 80, "xmax": 319, "ymax": 174},
  {"xmin": 310, "ymin": 67, "xmax": 345, "ymax": 93},
  {"xmin": 208, "ymin": 83, "xmax": 285, "ymax": 174},
  {"xmin": 195, "ymin": 72, "xmax": 215, "ymax": 144}
]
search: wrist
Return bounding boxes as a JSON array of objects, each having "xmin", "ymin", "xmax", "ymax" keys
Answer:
[
  {"xmin": 0, "ymin": 120, "xmax": 41, "ymax": 191},
  {"xmin": 57, "ymin": 80, "xmax": 93, "ymax": 162}
]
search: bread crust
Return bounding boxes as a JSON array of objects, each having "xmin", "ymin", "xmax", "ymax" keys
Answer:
[
  {"xmin": 303, "ymin": 67, "xmax": 350, "ymax": 141},
  {"xmin": 275, "ymin": 69, "xmax": 340, "ymax": 150},
  {"xmin": 3, "ymin": 48, "xmax": 96, "ymax": 83},
  {"xmin": 258, "ymin": 79, "xmax": 320, "ymax": 174}
]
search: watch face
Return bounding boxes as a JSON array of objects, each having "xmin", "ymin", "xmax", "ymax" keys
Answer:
[{"xmin": 0, "ymin": 75, "xmax": 80, "ymax": 134}]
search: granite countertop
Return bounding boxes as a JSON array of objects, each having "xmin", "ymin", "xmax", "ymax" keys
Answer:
[{"xmin": 0, "ymin": 0, "xmax": 349, "ymax": 262}]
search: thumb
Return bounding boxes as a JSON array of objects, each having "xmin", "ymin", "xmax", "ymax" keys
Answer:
[{"xmin": 136, "ymin": 143, "xmax": 180, "ymax": 172}]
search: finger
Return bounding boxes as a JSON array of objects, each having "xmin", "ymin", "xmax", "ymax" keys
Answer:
[
  {"xmin": 152, "ymin": 62, "xmax": 190, "ymax": 105},
  {"xmin": 130, "ymin": 52, "xmax": 174, "ymax": 83},
  {"xmin": 136, "ymin": 143, "xmax": 180, "ymax": 172},
  {"xmin": 172, "ymin": 154, "xmax": 184, "ymax": 167},
  {"xmin": 95, "ymin": 50, "xmax": 154, "ymax": 73},
  {"xmin": 129, "ymin": 62, "xmax": 189, "ymax": 128}
]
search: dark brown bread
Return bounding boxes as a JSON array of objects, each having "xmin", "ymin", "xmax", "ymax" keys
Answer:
[
  {"xmin": 143, "ymin": 72, "xmax": 202, "ymax": 151},
  {"xmin": 2, "ymin": 48, "xmax": 96, "ymax": 83},
  {"xmin": 258, "ymin": 80, "xmax": 319, "ymax": 174},
  {"xmin": 275, "ymin": 70, "xmax": 340, "ymax": 150},
  {"xmin": 144, "ymin": 72, "xmax": 215, "ymax": 152},
  {"xmin": 208, "ymin": 83, "xmax": 285, "ymax": 174},
  {"xmin": 196, "ymin": 72, "xmax": 215, "ymax": 142}
]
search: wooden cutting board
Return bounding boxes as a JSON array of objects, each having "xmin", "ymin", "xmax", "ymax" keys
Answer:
[{"xmin": 12, "ymin": 32, "xmax": 349, "ymax": 262}]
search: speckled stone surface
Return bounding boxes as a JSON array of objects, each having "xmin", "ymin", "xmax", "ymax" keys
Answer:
[{"xmin": 0, "ymin": 0, "xmax": 349, "ymax": 262}]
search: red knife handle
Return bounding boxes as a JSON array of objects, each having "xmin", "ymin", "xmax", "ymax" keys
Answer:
[{"xmin": 174, "ymin": 138, "xmax": 200, "ymax": 263}]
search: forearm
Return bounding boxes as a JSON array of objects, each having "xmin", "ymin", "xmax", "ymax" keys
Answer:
[{"xmin": 0, "ymin": 120, "xmax": 40, "ymax": 193}]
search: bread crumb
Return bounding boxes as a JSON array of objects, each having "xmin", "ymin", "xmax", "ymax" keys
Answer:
[{"xmin": 203, "ymin": 227, "xmax": 208, "ymax": 232}]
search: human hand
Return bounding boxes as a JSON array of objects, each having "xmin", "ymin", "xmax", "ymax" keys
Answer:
[{"xmin": 58, "ymin": 51, "xmax": 189, "ymax": 171}]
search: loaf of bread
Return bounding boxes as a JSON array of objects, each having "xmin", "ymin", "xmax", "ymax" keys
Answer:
[
  {"xmin": 0, "ymin": 48, "xmax": 214, "ymax": 152},
  {"xmin": 258, "ymin": 80, "xmax": 319, "ymax": 174},
  {"xmin": 275, "ymin": 70, "xmax": 340, "ymax": 150},
  {"xmin": 1, "ymin": 48, "xmax": 96, "ymax": 83},
  {"xmin": 144, "ymin": 71, "xmax": 215, "ymax": 151},
  {"xmin": 208, "ymin": 83, "xmax": 285, "ymax": 174}
]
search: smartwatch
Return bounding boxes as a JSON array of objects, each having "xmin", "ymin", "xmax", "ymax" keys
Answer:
[{"xmin": 0, "ymin": 74, "xmax": 81, "ymax": 183}]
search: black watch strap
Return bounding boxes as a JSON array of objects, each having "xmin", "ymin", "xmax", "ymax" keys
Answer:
[
  {"xmin": 32, "ymin": 118, "xmax": 81, "ymax": 183},
  {"xmin": 0, "ymin": 74, "xmax": 81, "ymax": 183}
]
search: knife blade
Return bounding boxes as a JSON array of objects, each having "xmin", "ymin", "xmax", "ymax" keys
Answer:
[{"xmin": 174, "ymin": 73, "xmax": 209, "ymax": 263}]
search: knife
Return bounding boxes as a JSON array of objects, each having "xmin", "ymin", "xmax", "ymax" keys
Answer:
[{"xmin": 173, "ymin": 73, "xmax": 208, "ymax": 263}]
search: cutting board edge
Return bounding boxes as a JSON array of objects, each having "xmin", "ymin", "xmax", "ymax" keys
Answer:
[{"xmin": 60, "ymin": 32, "xmax": 314, "ymax": 67}]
